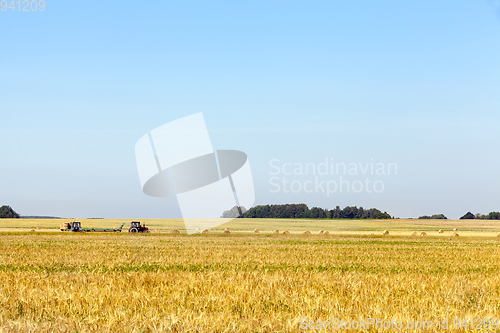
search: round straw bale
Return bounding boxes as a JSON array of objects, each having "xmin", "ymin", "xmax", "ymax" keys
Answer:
[
  {"xmin": 420, "ymin": 232, "xmax": 427, "ymax": 237},
  {"xmin": 411, "ymin": 231, "xmax": 418, "ymax": 237},
  {"xmin": 170, "ymin": 229, "xmax": 180, "ymax": 234},
  {"xmin": 323, "ymin": 231, "xmax": 330, "ymax": 235},
  {"xmin": 383, "ymin": 230, "xmax": 389, "ymax": 236},
  {"xmin": 453, "ymin": 228, "xmax": 458, "ymax": 232},
  {"xmin": 303, "ymin": 231, "xmax": 311, "ymax": 235},
  {"xmin": 223, "ymin": 230, "xmax": 230, "ymax": 234},
  {"xmin": 253, "ymin": 229, "xmax": 259, "ymax": 233},
  {"xmin": 497, "ymin": 232, "xmax": 500, "ymax": 237},
  {"xmin": 452, "ymin": 232, "xmax": 459, "ymax": 237},
  {"xmin": 318, "ymin": 230, "xmax": 324, "ymax": 234},
  {"xmin": 282, "ymin": 230, "xmax": 290, "ymax": 235},
  {"xmin": 202, "ymin": 229, "xmax": 209, "ymax": 234},
  {"xmin": 438, "ymin": 229, "xmax": 444, "ymax": 233},
  {"xmin": 272, "ymin": 230, "xmax": 279, "ymax": 234}
]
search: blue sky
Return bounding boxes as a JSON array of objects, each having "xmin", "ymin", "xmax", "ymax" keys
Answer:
[{"xmin": 1, "ymin": 0, "xmax": 499, "ymax": 219}]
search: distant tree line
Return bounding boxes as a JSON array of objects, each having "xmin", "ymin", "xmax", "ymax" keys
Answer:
[
  {"xmin": 20, "ymin": 216, "xmax": 63, "ymax": 219},
  {"xmin": 418, "ymin": 214, "xmax": 447, "ymax": 220},
  {"xmin": 0, "ymin": 206, "xmax": 20, "ymax": 218},
  {"xmin": 239, "ymin": 204, "xmax": 392, "ymax": 219},
  {"xmin": 460, "ymin": 211, "xmax": 500, "ymax": 220}
]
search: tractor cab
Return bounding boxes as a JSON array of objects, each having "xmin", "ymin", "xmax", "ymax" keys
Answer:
[
  {"xmin": 71, "ymin": 221, "xmax": 82, "ymax": 231},
  {"xmin": 128, "ymin": 221, "xmax": 150, "ymax": 233}
]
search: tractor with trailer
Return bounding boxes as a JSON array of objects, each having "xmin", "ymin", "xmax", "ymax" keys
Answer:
[
  {"xmin": 128, "ymin": 221, "xmax": 150, "ymax": 233},
  {"xmin": 60, "ymin": 221, "xmax": 125, "ymax": 232}
]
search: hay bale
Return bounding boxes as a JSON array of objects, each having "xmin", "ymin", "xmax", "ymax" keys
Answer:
[
  {"xmin": 383, "ymin": 230, "xmax": 389, "ymax": 236},
  {"xmin": 497, "ymin": 232, "xmax": 500, "ymax": 238},
  {"xmin": 323, "ymin": 231, "xmax": 330, "ymax": 235},
  {"xmin": 411, "ymin": 231, "xmax": 418, "ymax": 237},
  {"xmin": 254, "ymin": 229, "xmax": 259, "ymax": 233},
  {"xmin": 272, "ymin": 230, "xmax": 280, "ymax": 234},
  {"xmin": 282, "ymin": 230, "xmax": 290, "ymax": 235},
  {"xmin": 452, "ymin": 232, "xmax": 459, "ymax": 237},
  {"xmin": 30, "ymin": 229, "xmax": 35, "ymax": 232},
  {"xmin": 438, "ymin": 229, "xmax": 444, "ymax": 233},
  {"xmin": 202, "ymin": 229, "xmax": 209, "ymax": 234},
  {"xmin": 36, "ymin": 226, "xmax": 41, "ymax": 230},
  {"xmin": 453, "ymin": 228, "xmax": 458, "ymax": 232},
  {"xmin": 223, "ymin": 230, "xmax": 230, "ymax": 234},
  {"xmin": 318, "ymin": 230, "xmax": 324, "ymax": 234},
  {"xmin": 224, "ymin": 228, "xmax": 230, "ymax": 231},
  {"xmin": 303, "ymin": 231, "xmax": 311, "ymax": 235},
  {"xmin": 196, "ymin": 227, "xmax": 201, "ymax": 232},
  {"xmin": 170, "ymin": 229, "xmax": 180, "ymax": 234},
  {"xmin": 420, "ymin": 232, "xmax": 427, "ymax": 237}
]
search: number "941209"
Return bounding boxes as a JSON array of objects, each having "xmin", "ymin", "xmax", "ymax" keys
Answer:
[{"xmin": 1, "ymin": 0, "xmax": 45, "ymax": 11}]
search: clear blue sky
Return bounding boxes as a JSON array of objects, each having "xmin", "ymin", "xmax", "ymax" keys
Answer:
[{"xmin": 1, "ymin": 0, "xmax": 499, "ymax": 219}]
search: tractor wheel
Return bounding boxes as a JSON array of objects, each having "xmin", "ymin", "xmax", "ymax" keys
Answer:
[{"xmin": 129, "ymin": 228, "xmax": 138, "ymax": 233}]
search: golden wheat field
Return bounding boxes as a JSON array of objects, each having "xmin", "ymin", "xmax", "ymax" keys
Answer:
[{"xmin": 0, "ymin": 220, "xmax": 499, "ymax": 332}]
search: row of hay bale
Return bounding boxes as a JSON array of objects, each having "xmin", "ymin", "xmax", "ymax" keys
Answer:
[
  {"xmin": 267, "ymin": 229, "xmax": 332, "ymax": 235},
  {"xmin": 380, "ymin": 230, "xmax": 461, "ymax": 237},
  {"xmin": 168, "ymin": 228, "xmax": 500, "ymax": 237}
]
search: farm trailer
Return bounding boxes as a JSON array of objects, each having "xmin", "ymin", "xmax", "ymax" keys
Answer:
[{"xmin": 60, "ymin": 221, "xmax": 125, "ymax": 232}]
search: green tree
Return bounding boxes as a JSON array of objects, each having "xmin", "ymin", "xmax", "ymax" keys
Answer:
[
  {"xmin": 459, "ymin": 212, "xmax": 475, "ymax": 220},
  {"xmin": 484, "ymin": 211, "xmax": 500, "ymax": 220},
  {"xmin": 375, "ymin": 212, "xmax": 392, "ymax": 219},
  {"xmin": 0, "ymin": 206, "xmax": 20, "ymax": 218}
]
